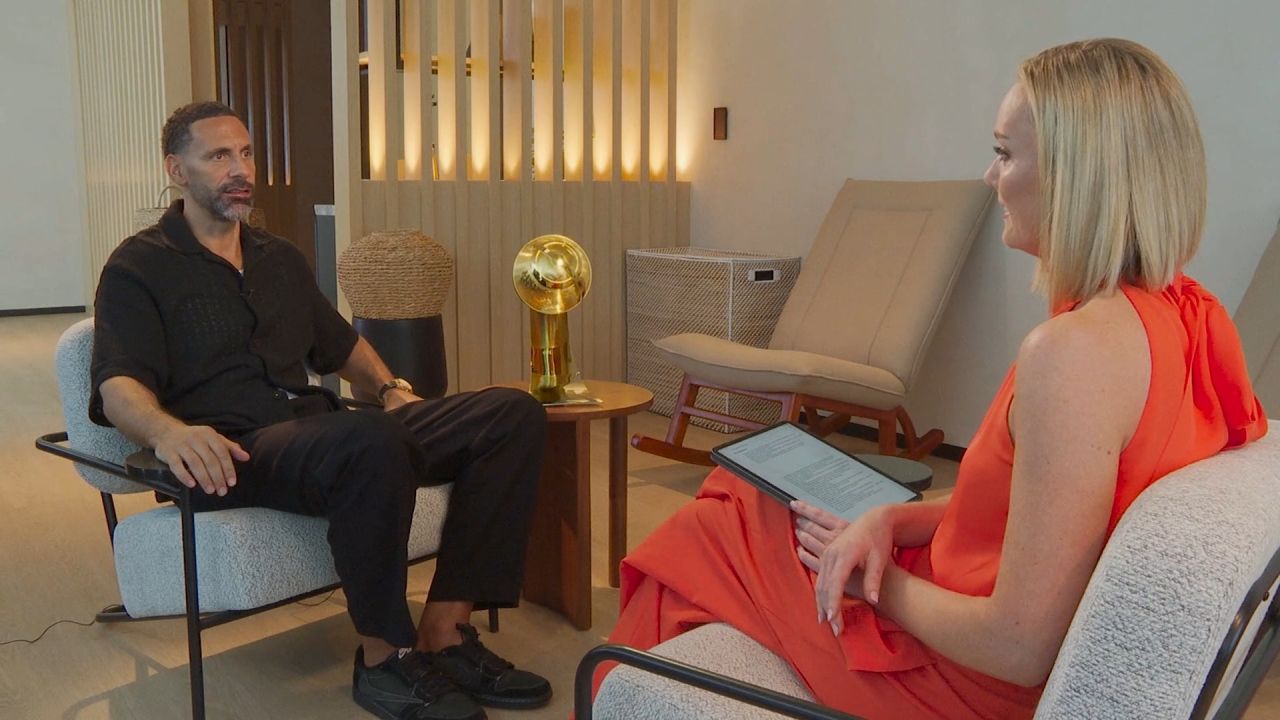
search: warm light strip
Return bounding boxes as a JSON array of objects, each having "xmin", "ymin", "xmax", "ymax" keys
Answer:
[
  {"xmin": 418, "ymin": 0, "xmax": 438, "ymax": 181},
  {"xmin": 532, "ymin": 0, "xmax": 553, "ymax": 180},
  {"xmin": 484, "ymin": 0, "xmax": 501, "ymax": 182},
  {"xmin": 435, "ymin": 0, "xmax": 458, "ymax": 180},
  {"xmin": 374, "ymin": 0, "xmax": 678, "ymax": 184},
  {"xmin": 366, "ymin": 0, "xmax": 389, "ymax": 180},
  {"xmin": 562, "ymin": 0, "xmax": 584, "ymax": 180},
  {"xmin": 501, "ymin": 0, "xmax": 530, "ymax": 180},
  {"xmin": 619, "ymin": 0, "xmax": 641, "ymax": 180},
  {"xmin": 402, "ymin": 0, "xmax": 423, "ymax": 180},
  {"xmin": 552, "ymin": 0, "xmax": 565, "ymax": 182},
  {"xmin": 666, "ymin": 0, "xmax": 678, "ymax": 181},
  {"xmin": 591, "ymin": 0, "xmax": 612, "ymax": 179},
  {"xmin": 468, "ymin": 0, "xmax": 491, "ymax": 180},
  {"xmin": 648, "ymin": 0, "xmax": 667, "ymax": 180},
  {"xmin": 639, "ymin": 0, "xmax": 650, "ymax": 184}
]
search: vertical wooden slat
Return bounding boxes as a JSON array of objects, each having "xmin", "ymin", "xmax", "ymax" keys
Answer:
[
  {"xmin": 484, "ymin": 0, "xmax": 502, "ymax": 381},
  {"xmin": 519, "ymin": 0, "xmax": 535, "ymax": 380},
  {"xmin": 334, "ymin": 0, "xmax": 688, "ymax": 387},
  {"xmin": 665, "ymin": 0, "xmax": 677, "ymax": 244},
  {"xmin": 563, "ymin": 0, "xmax": 584, "ymax": 182},
  {"xmin": 331, "ymin": 0, "xmax": 362, "ymax": 317},
  {"xmin": 468, "ymin": 0, "xmax": 489, "ymax": 180},
  {"xmin": 376, "ymin": 0, "xmax": 401, "ymax": 221},
  {"xmin": 436, "ymin": 0, "xmax": 458, "ymax": 181},
  {"xmin": 401, "ymin": 0, "xmax": 422, "ymax": 181},
  {"xmin": 532, "ymin": 0, "xmax": 553, "ymax": 181},
  {"xmin": 551, "ymin": 0, "xmax": 564, "ymax": 222},
  {"xmin": 579, "ymin": 0, "xmax": 597, "ymax": 374},
  {"xmin": 452, "ymin": 2, "xmax": 479, "ymax": 388},
  {"xmin": 609, "ymin": 0, "xmax": 624, "ymax": 377}
]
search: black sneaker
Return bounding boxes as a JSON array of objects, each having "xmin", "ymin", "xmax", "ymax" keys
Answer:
[
  {"xmin": 429, "ymin": 624, "xmax": 552, "ymax": 709},
  {"xmin": 353, "ymin": 646, "xmax": 487, "ymax": 720}
]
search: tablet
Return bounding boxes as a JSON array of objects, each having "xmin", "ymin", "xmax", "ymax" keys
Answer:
[{"xmin": 711, "ymin": 421, "xmax": 920, "ymax": 521}]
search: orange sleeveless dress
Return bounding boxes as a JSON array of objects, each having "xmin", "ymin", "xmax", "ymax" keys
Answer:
[{"xmin": 598, "ymin": 275, "xmax": 1266, "ymax": 719}]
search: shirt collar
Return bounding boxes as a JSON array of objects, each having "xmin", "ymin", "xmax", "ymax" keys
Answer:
[{"xmin": 157, "ymin": 198, "xmax": 269, "ymax": 257}]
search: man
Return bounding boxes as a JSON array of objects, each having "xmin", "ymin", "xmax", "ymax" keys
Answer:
[{"xmin": 91, "ymin": 101, "xmax": 550, "ymax": 720}]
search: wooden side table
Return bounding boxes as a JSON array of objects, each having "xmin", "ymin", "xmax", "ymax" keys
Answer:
[{"xmin": 518, "ymin": 380, "xmax": 653, "ymax": 630}]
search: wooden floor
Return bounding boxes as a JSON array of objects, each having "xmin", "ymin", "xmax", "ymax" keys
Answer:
[{"xmin": 1, "ymin": 312, "xmax": 1276, "ymax": 719}]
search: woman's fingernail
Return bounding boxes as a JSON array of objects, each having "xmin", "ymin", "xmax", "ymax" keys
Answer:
[
  {"xmin": 869, "ymin": 591, "xmax": 879, "ymax": 604},
  {"xmin": 826, "ymin": 608, "xmax": 836, "ymax": 622}
]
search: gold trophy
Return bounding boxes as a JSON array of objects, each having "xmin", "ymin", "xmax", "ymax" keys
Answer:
[{"xmin": 512, "ymin": 234, "xmax": 597, "ymax": 404}]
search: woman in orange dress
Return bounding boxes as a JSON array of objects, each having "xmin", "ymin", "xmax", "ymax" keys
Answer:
[{"xmin": 595, "ymin": 38, "xmax": 1268, "ymax": 720}]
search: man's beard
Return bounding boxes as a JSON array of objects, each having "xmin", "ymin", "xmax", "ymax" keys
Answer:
[{"xmin": 187, "ymin": 179, "xmax": 255, "ymax": 223}]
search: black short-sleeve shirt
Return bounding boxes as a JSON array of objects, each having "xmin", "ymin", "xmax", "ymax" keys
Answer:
[{"xmin": 90, "ymin": 200, "xmax": 358, "ymax": 435}]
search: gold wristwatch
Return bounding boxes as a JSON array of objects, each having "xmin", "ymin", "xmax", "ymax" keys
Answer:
[{"xmin": 377, "ymin": 377, "xmax": 414, "ymax": 404}]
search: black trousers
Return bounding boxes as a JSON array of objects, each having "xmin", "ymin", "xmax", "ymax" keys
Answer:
[{"xmin": 192, "ymin": 387, "xmax": 547, "ymax": 647}]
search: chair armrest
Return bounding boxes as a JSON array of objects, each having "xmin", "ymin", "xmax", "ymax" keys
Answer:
[
  {"xmin": 123, "ymin": 449, "xmax": 189, "ymax": 500},
  {"xmin": 36, "ymin": 431, "xmax": 128, "ymax": 478},
  {"xmin": 574, "ymin": 644, "xmax": 863, "ymax": 720}
]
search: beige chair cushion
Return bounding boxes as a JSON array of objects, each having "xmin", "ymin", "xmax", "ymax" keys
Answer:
[
  {"xmin": 655, "ymin": 333, "xmax": 906, "ymax": 410},
  {"xmin": 769, "ymin": 179, "xmax": 992, "ymax": 391},
  {"xmin": 1234, "ymin": 219, "xmax": 1280, "ymax": 410}
]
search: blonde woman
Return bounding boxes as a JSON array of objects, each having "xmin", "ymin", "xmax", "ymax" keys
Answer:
[{"xmin": 594, "ymin": 39, "xmax": 1267, "ymax": 719}]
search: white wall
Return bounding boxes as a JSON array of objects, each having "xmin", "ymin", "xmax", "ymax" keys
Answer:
[
  {"xmin": 678, "ymin": 0, "xmax": 1280, "ymax": 444},
  {"xmin": 0, "ymin": 2, "xmax": 87, "ymax": 311}
]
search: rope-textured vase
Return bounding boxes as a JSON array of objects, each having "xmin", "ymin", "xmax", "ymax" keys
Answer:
[{"xmin": 338, "ymin": 230, "xmax": 454, "ymax": 320}]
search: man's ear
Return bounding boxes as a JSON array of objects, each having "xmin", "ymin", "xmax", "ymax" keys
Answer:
[{"xmin": 163, "ymin": 154, "xmax": 186, "ymax": 186}]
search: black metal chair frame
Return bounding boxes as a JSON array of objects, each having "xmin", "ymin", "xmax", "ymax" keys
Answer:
[
  {"xmin": 36, "ymin": 430, "xmax": 498, "ymax": 720},
  {"xmin": 574, "ymin": 544, "xmax": 1280, "ymax": 720}
]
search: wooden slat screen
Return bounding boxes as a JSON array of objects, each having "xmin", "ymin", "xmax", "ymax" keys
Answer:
[{"xmin": 337, "ymin": 0, "xmax": 689, "ymax": 391}]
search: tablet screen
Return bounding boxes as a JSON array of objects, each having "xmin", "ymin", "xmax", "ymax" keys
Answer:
[{"xmin": 714, "ymin": 423, "xmax": 918, "ymax": 521}]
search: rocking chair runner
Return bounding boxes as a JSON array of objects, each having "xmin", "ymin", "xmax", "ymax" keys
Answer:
[{"xmin": 633, "ymin": 179, "xmax": 994, "ymax": 464}]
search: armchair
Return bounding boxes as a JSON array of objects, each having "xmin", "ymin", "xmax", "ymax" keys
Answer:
[
  {"xmin": 35, "ymin": 318, "xmax": 494, "ymax": 720},
  {"xmin": 579, "ymin": 430, "xmax": 1280, "ymax": 719}
]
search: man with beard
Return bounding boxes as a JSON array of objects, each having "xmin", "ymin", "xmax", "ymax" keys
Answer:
[{"xmin": 90, "ymin": 102, "xmax": 551, "ymax": 720}]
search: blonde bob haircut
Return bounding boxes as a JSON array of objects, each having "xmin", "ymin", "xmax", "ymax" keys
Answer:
[{"xmin": 1018, "ymin": 38, "xmax": 1206, "ymax": 308}]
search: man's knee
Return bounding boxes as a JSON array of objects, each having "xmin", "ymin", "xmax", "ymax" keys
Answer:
[
  {"xmin": 479, "ymin": 387, "xmax": 547, "ymax": 438},
  {"xmin": 333, "ymin": 411, "xmax": 421, "ymax": 473}
]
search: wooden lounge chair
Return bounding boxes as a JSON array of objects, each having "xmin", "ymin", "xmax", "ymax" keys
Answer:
[{"xmin": 632, "ymin": 179, "xmax": 994, "ymax": 463}]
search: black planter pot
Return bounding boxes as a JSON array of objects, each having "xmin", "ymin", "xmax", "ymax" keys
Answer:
[{"xmin": 352, "ymin": 315, "xmax": 449, "ymax": 402}]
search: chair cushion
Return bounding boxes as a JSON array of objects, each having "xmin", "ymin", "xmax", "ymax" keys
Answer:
[
  {"xmin": 113, "ymin": 484, "xmax": 452, "ymax": 617},
  {"xmin": 655, "ymin": 333, "xmax": 907, "ymax": 410},
  {"xmin": 594, "ymin": 623, "xmax": 814, "ymax": 720}
]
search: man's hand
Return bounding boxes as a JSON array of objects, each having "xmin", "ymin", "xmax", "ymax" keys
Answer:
[
  {"xmin": 381, "ymin": 387, "xmax": 423, "ymax": 412},
  {"xmin": 153, "ymin": 424, "xmax": 250, "ymax": 496}
]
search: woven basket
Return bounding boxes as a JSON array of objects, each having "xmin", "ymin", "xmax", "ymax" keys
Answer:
[
  {"xmin": 338, "ymin": 230, "xmax": 455, "ymax": 319},
  {"xmin": 626, "ymin": 247, "xmax": 801, "ymax": 432},
  {"xmin": 131, "ymin": 186, "xmax": 266, "ymax": 232}
]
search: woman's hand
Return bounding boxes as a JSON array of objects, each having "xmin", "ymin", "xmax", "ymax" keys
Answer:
[
  {"xmin": 796, "ymin": 505, "xmax": 896, "ymax": 635},
  {"xmin": 791, "ymin": 499, "xmax": 849, "ymax": 555}
]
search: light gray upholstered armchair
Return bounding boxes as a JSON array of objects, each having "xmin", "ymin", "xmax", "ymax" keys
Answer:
[
  {"xmin": 577, "ymin": 430, "xmax": 1280, "ymax": 719},
  {"xmin": 36, "ymin": 318, "xmax": 486, "ymax": 720}
]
